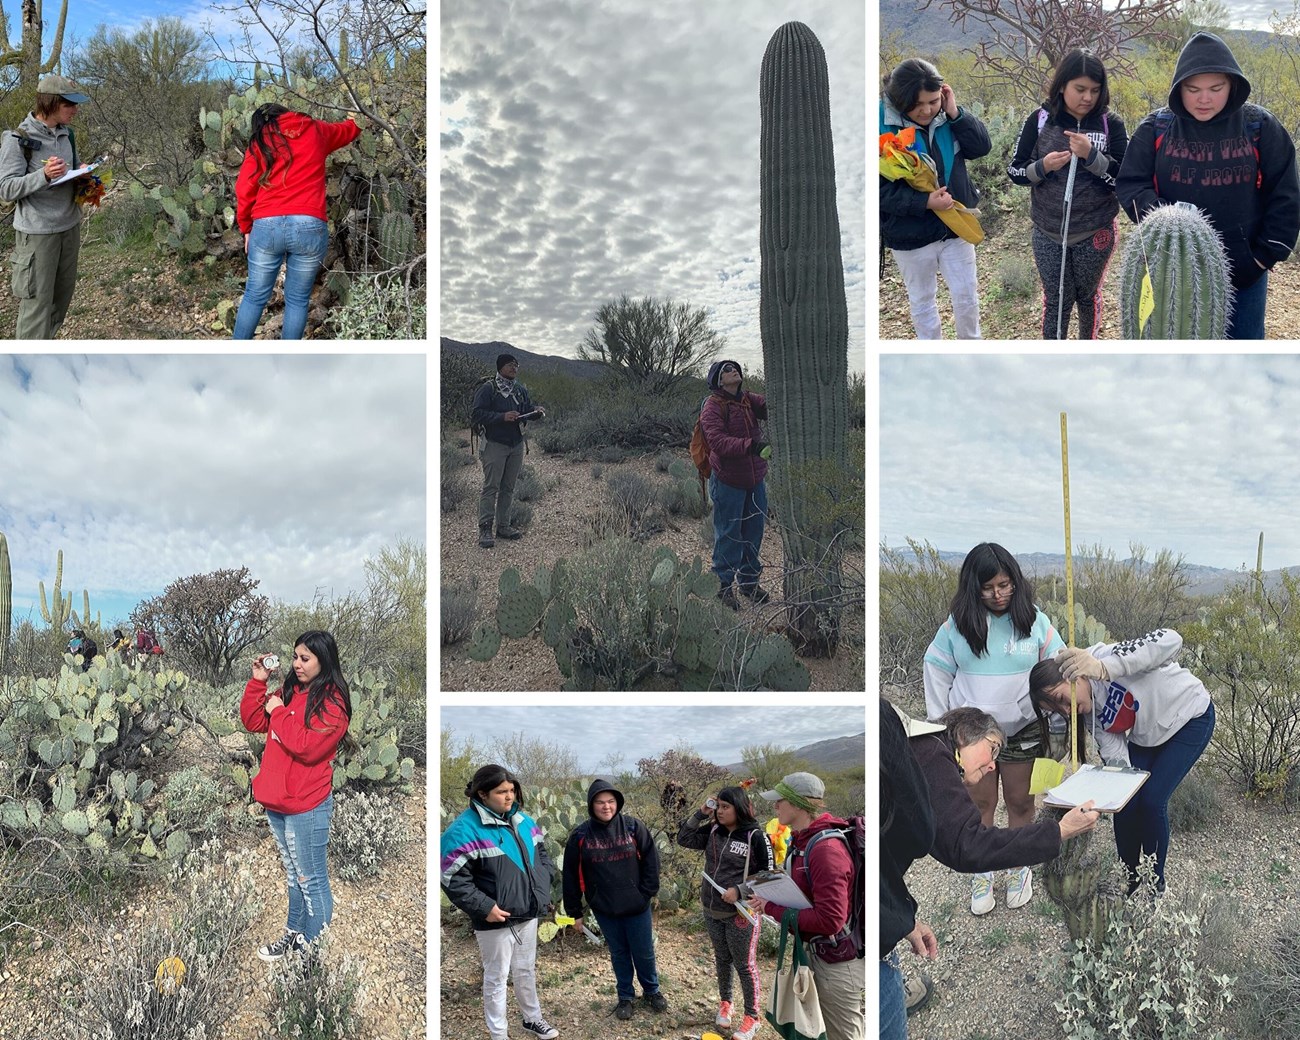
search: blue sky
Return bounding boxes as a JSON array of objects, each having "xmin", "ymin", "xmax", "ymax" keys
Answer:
[
  {"xmin": 881, "ymin": 354, "xmax": 1300, "ymax": 571},
  {"xmin": 1, "ymin": 354, "xmax": 426, "ymax": 628},
  {"xmin": 440, "ymin": 0, "xmax": 866, "ymax": 377}
]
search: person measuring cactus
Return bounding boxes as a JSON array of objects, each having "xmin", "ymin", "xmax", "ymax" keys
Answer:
[{"xmin": 1116, "ymin": 31, "xmax": 1300, "ymax": 340}]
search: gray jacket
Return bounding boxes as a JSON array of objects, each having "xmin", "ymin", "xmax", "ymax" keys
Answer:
[{"xmin": 0, "ymin": 113, "xmax": 80, "ymax": 234}]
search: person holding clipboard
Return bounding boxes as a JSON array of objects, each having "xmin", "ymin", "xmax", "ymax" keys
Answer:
[
  {"xmin": 470, "ymin": 353, "xmax": 546, "ymax": 548},
  {"xmin": 0, "ymin": 74, "xmax": 93, "ymax": 339},
  {"xmin": 677, "ymin": 786, "xmax": 774, "ymax": 1040},
  {"xmin": 1028, "ymin": 627, "xmax": 1215, "ymax": 894}
]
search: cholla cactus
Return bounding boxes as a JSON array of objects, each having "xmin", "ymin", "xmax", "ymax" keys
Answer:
[{"xmin": 1119, "ymin": 203, "xmax": 1231, "ymax": 339}]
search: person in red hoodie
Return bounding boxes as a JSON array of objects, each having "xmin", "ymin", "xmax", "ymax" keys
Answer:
[
  {"xmin": 700, "ymin": 359, "xmax": 771, "ymax": 610},
  {"xmin": 233, "ymin": 104, "xmax": 360, "ymax": 339},
  {"xmin": 751, "ymin": 772, "xmax": 864, "ymax": 1040},
  {"xmin": 240, "ymin": 629, "xmax": 353, "ymax": 961}
]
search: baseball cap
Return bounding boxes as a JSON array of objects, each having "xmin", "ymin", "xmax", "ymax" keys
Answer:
[
  {"xmin": 760, "ymin": 771, "xmax": 826, "ymax": 802},
  {"xmin": 37, "ymin": 74, "xmax": 90, "ymax": 104}
]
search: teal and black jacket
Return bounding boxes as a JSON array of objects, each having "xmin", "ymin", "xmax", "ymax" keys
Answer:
[{"xmin": 440, "ymin": 797, "xmax": 553, "ymax": 930}]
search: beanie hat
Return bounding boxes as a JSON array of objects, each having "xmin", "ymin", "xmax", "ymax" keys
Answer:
[
  {"xmin": 707, "ymin": 359, "xmax": 743, "ymax": 392},
  {"xmin": 496, "ymin": 353, "xmax": 518, "ymax": 372}
]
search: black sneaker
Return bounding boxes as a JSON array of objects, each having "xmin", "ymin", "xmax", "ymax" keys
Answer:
[
  {"xmin": 257, "ymin": 930, "xmax": 305, "ymax": 962},
  {"xmin": 478, "ymin": 525, "xmax": 495, "ymax": 548},
  {"xmin": 614, "ymin": 999, "xmax": 634, "ymax": 1020},
  {"xmin": 739, "ymin": 584, "xmax": 771, "ymax": 604},
  {"xmin": 644, "ymin": 992, "xmax": 669, "ymax": 1013},
  {"xmin": 521, "ymin": 1018, "xmax": 559, "ymax": 1039},
  {"xmin": 718, "ymin": 586, "xmax": 741, "ymax": 611}
]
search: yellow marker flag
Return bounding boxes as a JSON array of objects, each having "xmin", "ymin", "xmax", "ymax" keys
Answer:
[{"xmin": 1139, "ymin": 271, "xmax": 1155, "ymax": 335}]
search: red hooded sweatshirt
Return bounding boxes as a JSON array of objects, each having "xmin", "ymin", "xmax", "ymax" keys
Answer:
[
  {"xmin": 235, "ymin": 112, "xmax": 360, "ymax": 234},
  {"xmin": 240, "ymin": 677, "xmax": 349, "ymax": 815}
]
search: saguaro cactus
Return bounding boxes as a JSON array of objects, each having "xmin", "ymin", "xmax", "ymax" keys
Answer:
[
  {"xmin": 1119, "ymin": 203, "xmax": 1231, "ymax": 339},
  {"xmin": 758, "ymin": 22, "xmax": 849, "ymax": 655},
  {"xmin": 1039, "ymin": 806, "xmax": 1126, "ymax": 947},
  {"xmin": 0, "ymin": 532, "xmax": 10, "ymax": 671},
  {"xmin": 39, "ymin": 548, "xmax": 70, "ymax": 630}
]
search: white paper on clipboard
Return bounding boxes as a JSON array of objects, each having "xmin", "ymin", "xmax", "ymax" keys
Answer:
[
  {"xmin": 747, "ymin": 870, "xmax": 812, "ymax": 909},
  {"xmin": 1044, "ymin": 763, "xmax": 1149, "ymax": 812},
  {"xmin": 48, "ymin": 157, "xmax": 104, "ymax": 187}
]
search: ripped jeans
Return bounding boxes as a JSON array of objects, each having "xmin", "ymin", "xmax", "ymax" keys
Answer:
[{"xmin": 265, "ymin": 793, "xmax": 334, "ymax": 943}]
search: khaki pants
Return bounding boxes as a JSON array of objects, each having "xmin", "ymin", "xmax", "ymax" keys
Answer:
[
  {"xmin": 13, "ymin": 224, "xmax": 81, "ymax": 339},
  {"xmin": 809, "ymin": 950, "xmax": 866, "ymax": 1040},
  {"xmin": 478, "ymin": 438, "xmax": 524, "ymax": 530}
]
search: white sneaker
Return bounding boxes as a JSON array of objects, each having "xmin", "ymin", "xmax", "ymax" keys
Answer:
[
  {"xmin": 1006, "ymin": 866, "xmax": 1033, "ymax": 909},
  {"xmin": 970, "ymin": 871, "xmax": 995, "ymax": 915}
]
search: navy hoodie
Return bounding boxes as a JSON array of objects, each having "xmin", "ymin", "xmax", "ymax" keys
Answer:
[
  {"xmin": 562, "ymin": 779, "xmax": 660, "ymax": 919},
  {"xmin": 1115, "ymin": 32, "xmax": 1300, "ymax": 289}
]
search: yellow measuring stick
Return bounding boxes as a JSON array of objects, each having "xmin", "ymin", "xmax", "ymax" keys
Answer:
[{"xmin": 1062, "ymin": 412, "xmax": 1078, "ymax": 772}]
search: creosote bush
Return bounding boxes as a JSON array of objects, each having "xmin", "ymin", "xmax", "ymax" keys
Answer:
[{"xmin": 331, "ymin": 788, "xmax": 412, "ymax": 881}]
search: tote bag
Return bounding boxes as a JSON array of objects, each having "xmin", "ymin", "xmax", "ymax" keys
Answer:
[{"xmin": 766, "ymin": 908, "xmax": 827, "ymax": 1040}]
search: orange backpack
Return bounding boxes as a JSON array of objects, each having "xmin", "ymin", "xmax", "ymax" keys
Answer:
[{"xmin": 689, "ymin": 396, "xmax": 732, "ymax": 486}]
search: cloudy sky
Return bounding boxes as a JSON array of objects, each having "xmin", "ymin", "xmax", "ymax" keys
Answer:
[
  {"xmin": 441, "ymin": 704, "xmax": 865, "ymax": 773},
  {"xmin": 881, "ymin": 353, "xmax": 1300, "ymax": 571},
  {"xmin": 439, "ymin": 0, "xmax": 866, "ymax": 376},
  {"xmin": 0, "ymin": 354, "xmax": 425, "ymax": 626}
]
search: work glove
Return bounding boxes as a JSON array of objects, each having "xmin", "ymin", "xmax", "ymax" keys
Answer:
[
  {"xmin": 1056, "ymin": 646, "xmax": 1109, "ymax": 683},
  {"xmin": 750, "ymin": 441, "xmax": 772, "ymax": 460}
]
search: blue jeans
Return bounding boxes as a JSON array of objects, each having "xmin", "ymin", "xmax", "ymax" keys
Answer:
[
  {"xmin": 879, "ymin": 952, "xmax": 908, "ymax": 1040},
  {"xmin": 1113, "ymin": 702, "xmax": 1215, "ymax": 888},
  {"xmin": 234, "ymin": 215, "xmax": 330, "ymax": 340},
  {"xmin": 265, "ymin": 793, "xmax": 334, "ymax": 942},
  {"xmin": 710, "ymin": 475, "xmax": 767, "ymax": 589},
  {"xmin": 593, "ymin": 906, "xmax": 660, "ymax": 1001},
  {"xmin": 1227, "ymin": 272, "xmax": 1268, "ymax": 340}
]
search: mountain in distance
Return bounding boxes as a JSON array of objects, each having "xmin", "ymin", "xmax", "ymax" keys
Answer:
[
  {"xmin": 880, "ymin": 546, "xmax": 1288, "ymax": 598},
  {"xmin": 724, "ymin": 732, "xmax": 865, "ymax": 775},
  {"xmin": 441, "ymin": 336, "xmax": 606, "ymax": 382}
]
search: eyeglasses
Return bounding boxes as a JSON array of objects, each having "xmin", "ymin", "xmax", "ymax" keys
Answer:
[
  {"xmin": 984, "ymin": 737, "xmax": 1002, "ymax": 760},
  {"xmin": 980, "ymin": 580, "xmax": 1014, "ymax": 599}
]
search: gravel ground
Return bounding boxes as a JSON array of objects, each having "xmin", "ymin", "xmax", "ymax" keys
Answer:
[
  {"xmin": 439, "ymin": 434, "xmax": 865, "ymax": 692},
  {"xmin": 892, "ymin": 774, "xmax": 1300, "ymax": 1040},
  {"xmin": 0, "ymin": 772, "xmax": 426, "ymax": 1039}
]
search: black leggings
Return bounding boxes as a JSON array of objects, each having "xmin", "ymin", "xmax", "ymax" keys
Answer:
[{"xmin": 1032, "ymin": 222, "xmax": 1117, "ymax": 339}]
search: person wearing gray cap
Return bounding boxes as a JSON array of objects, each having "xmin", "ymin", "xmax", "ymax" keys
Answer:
[
  {"xmin": 750, "ymin": 771, "xmax": 864, "ymax": 1040},
  {"xmin": 0, "ymin": 74, "xmax": 92, "ymax": 338}
]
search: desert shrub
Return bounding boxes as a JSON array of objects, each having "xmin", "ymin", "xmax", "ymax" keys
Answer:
[
  {"xmin": 606, "ymin": 472, "xmax": 657, "ymax": 526},
  {"xmin": 963, "ymin": 100, "xmax": 1027, "ymax": 238},
  {"xmin": 441, "ymin": 582, "xmax": 478, "ymax": 646},
  {"xmin": 848, "ymin": 370, "xmax": 866, "ymax": 430},
  {"xmin": 1245, "ymin": 913, "xmax": 1300, "ymax": 1038},
  {"xmin": 161, "ymin": 766, "xmax": 236, "ymax": 831},
  {"xmin": 96, "ymin": 195, "xmax": 156, "ymax": 250},
  {"xmin": 514, "ymin": 464, "xmax": 544, "ymax": 503},
  {"xmin": 997, "ymin": 255, "xmax": 1039, "ymax": 298},
  {"xmin": 530, "ymin": 380, "xmax": 699, "ymax": 458},
  {"xmin": 1167, "ymin": 765, "xmax": 1223, "ymax": 833},
  {"xmin": 268, "ymin": 932, "xmax": 368, "ymax": 1040},
  {"xmin": 1063, "ymin": 543, "xmax": 1195, "ymax": 639},
  {"xmin": 1186, "ymin": 573, "xmax": 1300, "ymax": 799},
  {"xmin": 1057, "ymin": 861, "xmax": 1233, "ymax": 1040},
  {"xmin": 326, "ymin": 276, "xmax": 426, "ymax": 340},
  {"xmin": 386, "ymin": 691, "xmax": 427, "ymax": 768},
  {"xmin": 591, "ymin": 464, "xmax": 604, "ymax": 480},
  {"xmin": 508, "ymin": 501, "xmax": 534, "ymax": 530},
  {"xmin": 441, "ymin": 437, "xmax": 473, "ymax": 514},
  {"xmin": 330, "ymin": 788, "xmax": 412, "ymax": 881},
  {"xmin": 878, "ymin": 539, "xmax": 958, "ymax": 695},
  {"xmin": 441, "ymin": 351, "xmax": 485, "ymax": 429},
  {"xmin": 655, "ymin": 452, "xmax": 673, "ymax": 472},
  {"xmin": 659, "ymin": 476, "xmax": 708, "ymax": 519}
]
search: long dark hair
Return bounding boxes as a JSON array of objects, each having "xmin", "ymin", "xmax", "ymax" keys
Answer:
[
  {"xmin": 1045, "ymin": 48, "xmax": 1110, "ymax": 119},
  {"xmin": 279, "ymin": 630, "xmax": 353, "ymax": 748},
  {"xmin": 950, "ymin": 542, "xmax": 1036, "ymax": 656},
  {"xmin": 883, "ymin": 58, "xmax": 943, "ymax": 117},
  {"xmin": 1027, "ymin": 657, "xmax": 1089, "ymax": 764},
  {"xmin": 716, "ymin": 786, "xmax": 759, "ymax": 832},
  {"xmin": 466, "ymin": 763, "xmax": 522, "ymax": 807},
  {"xmin": 249, "ymin": 103, "xmax": 294, "ymax": 187}
]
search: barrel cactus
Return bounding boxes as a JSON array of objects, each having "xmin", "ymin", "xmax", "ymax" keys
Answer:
[
  {"xmin": 1119, "ymin": 203, "xmax": 1231, "ymax": 339},
  {"xmin": 1038, "ymin": 805, "xmax": 1127, "ymax": 947},
  {"xmin": 758, "ymin": 22, "xmax": 850, "ymax": 655}
]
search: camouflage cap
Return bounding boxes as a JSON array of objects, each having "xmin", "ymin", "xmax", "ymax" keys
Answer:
[{"xmin": 36, "ymin": 74, "xmax": 90, "ymax": 104}]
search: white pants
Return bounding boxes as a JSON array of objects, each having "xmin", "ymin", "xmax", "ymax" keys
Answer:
[
  {"xmin": 474, "ymin": 919, "xmax": 543, "ymax": 1040},
  {"xmin": 891, "ymin": 237, "xmax": 982, "ymax": 339},
  {"xmin": 809, "ymin": 950, "xmax": 866, "ymax": 1040}
]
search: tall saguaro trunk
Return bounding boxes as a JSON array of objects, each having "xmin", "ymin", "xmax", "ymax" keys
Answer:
[
  {"xmin": 2, "ymin": 0, "xmax": 68, "ymax": 92},
  {"xmin": 758, "ymin": 21, "xmax": 849, "ymax": 656}
]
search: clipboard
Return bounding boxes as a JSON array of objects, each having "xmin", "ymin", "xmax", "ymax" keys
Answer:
[
  {"xmin": 746, "ymin": 869, "xmax": 812, "ymax": 909},
  {"xmin": 702, "ymin": 870, "xmax": 758, "ymax": 926},
  {"xmin": 1043, "ymin": 762, "xmax": 1149, "ymax": 813},
  {"xmin": 47, "ymin": 156, "xmax": 105, "ymax": 187}
]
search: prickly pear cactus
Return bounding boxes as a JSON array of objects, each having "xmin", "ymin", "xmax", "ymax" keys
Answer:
[
  {"xmin": 1119, "ymin": 203, "xmax": 1231, "ymax": 339},
  {"xmin": 329, "ymin": 668, "xmax": 415, "ymax": 789},
  {"xmin": 1038, "ymin": 805, "xmax": 1127, "ymax": 947},
  {"xmin": 758, "ymin": 22, "xmax": 849, "ymax": 656},
  {"xmin": 1039, "ymin": 600, "xmax": 1110, "ymax": 649}
]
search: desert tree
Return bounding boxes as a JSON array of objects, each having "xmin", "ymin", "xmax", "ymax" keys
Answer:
[
  {"xmin": 920, "ymin": 0, "xmax": 1185, "ymax": 101},
  {"xmin": 578, "ymin": 293, "xmax": 725, "ymax": 395},
  {"xmin": 739, "ymin": 742, "xmax": 814, "ymax": 790},
  {"xmin": 0, "ymin": 0, "xmax": 68, "ymax": 94},
  {"xmin": 130, "ymin": 566, "xmax": 271, "ymax": 685}
]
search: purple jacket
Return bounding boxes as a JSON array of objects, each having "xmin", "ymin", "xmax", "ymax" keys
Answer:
[{"xmin": 701, "ymin": 390, "xmax": 767, "ymax": 491}]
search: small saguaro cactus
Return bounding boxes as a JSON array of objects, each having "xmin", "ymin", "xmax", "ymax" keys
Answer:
[
  {"xmin": 1119, "ymin": 203, "xmax": 1231, "ymax": 339},
  {"xmin": 758, "ymin": 21, "xmax": 850, "ymax": 656},
  {"xmin": 39, "ymin": 548, "xmax": 71, "ymax": 630}
]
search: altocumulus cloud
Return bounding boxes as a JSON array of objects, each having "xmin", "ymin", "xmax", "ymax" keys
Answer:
[
  {"xmin": 0, "ymin": 354, "xmax": 425, "ymax": 620},
  {"xmin": 881, "ymin": 354, "xmax": 1300, "ymax": 569},
  {"xmin": 440, "ymin": 0, "xmax": 865, "ymax": 374}
]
